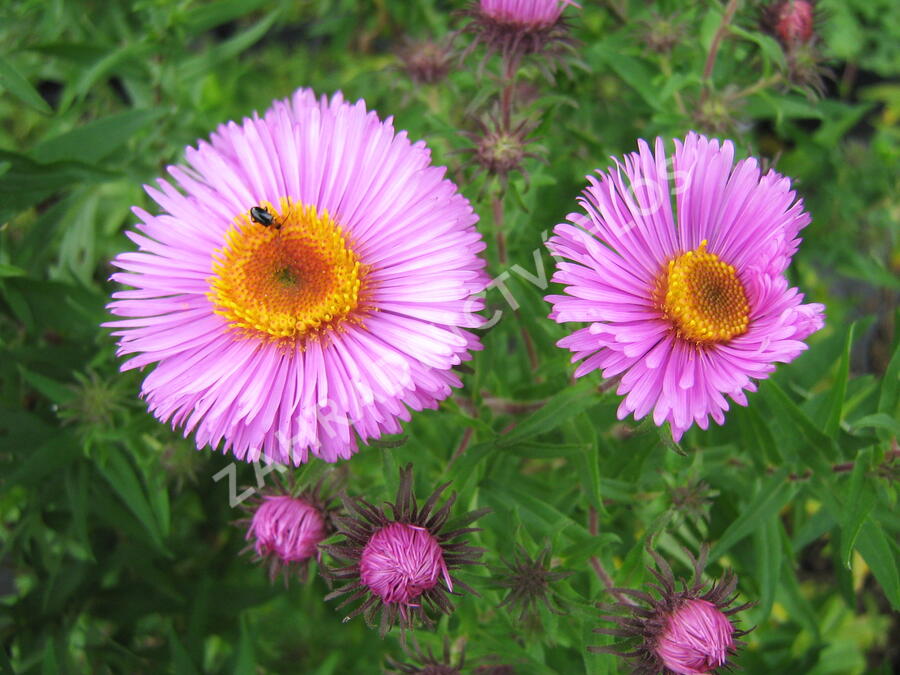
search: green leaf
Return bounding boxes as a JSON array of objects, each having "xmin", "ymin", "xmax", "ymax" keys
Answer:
[
  {"xmin": 18, "ymin": 366, "xmax": 76, "ymax": 406},
  {"xmin": 0, "ymin": 263, "xmax": 26, "ymax": 278},
  {"xmin": 183, "ymin": 0, "xmax": 271, "ymax": 34},
  {"xmin": 233, "ymin": 615, "xmax": 256, "ymax": 675},
  {"xmin": 753, "ymin": 516, "xmax": 783, "ymax": 620},
  {"xmin": 839, "ymin": 448, "xmax": 876, "ymax": 569},
  {"xmin": 711, "ymin": 468, "xmax": 796, "ymax": 559},
  {"xmin": 856, "ymin": 520, "xmax": 900, "ymax": 611},
  {"xmin": 849, "ymin": 413, "xmax": 900, "ymax": 436},
  {"xmin": 31, "ymin": 108, "xmax": 165, "ymax": 165},
  {"xmin": 4, "ymin": 434, "xmax": 81, "ymax": 488},
  {"xmin": 168, "ymin": 625, "xmax": 200, "ymax": 675},
  {"xmin": 96, "ymin": 447, "xmax": 169, "ymax": 554},
  {"xmin": 0, "ymin": 54, "xmax": 53, "ymax": 114},
  {"xmin": 0, "ymin": 149, "xmax": 115, "ymax": 221},
  {"xmin": 588, "ymin": 38, "xmax": 664, "ymax": 111},
  {"xmin": 878, "ymin": 330, "xmax": 899, "ymax": 418},
  {"xmin": 824, "ymin": 322, "xmax": 855, "ymax": 437},
  {"xmin": 40, "ymin": 638, "xmax": 59, "ymax": 675},
  {"xmin": 762, "ymin": 379, "xmax": 836, "ymax": 459},
  {"xmin": 497, "ymin": 380, "xmax": 601, "ymax": 447}
]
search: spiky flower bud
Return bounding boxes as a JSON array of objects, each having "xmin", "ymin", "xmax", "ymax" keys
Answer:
[
  {"xmin": 463, "ymin": 0, "xmax": 578, "ymax": 64},
  {"xmin": 325, "ymin": 464, "xmax": 488, "ymax": 634},
  {"xmin": 462, "ymin": 114, "xmax": 543, "ymax": 187},
  {"xmin": 592, "ymin": 546, "xmax": 753, "ymax": 675},
  {"xmin": 239, "ymin": 478, "xmax": 335, "ymax": 583},
  {"xmin": 638, "ymin": 12, "xmax": 687, "ymax": 54},
  {"xmin": 762, "ymin": 1, "xmax": 828, "ymax": 96},
  {"xmin": 656, "ymin": 598, "xmax": 735, "ymax": 674},
  {"xmin": 250, "ymin": 496, "xmax": 326, "ymax": 562},
  {"xmin": 765, "ymin": 0, "xmax": 816, "ymax": 49},
  {"xmin": 494, "ymin": 544, "xmax": 571, "ymax": 622},
  {"xmin": 399, "ymin": 38, "xmax": 454, "ymax": 85},
  {"xmin": 360, "ymin": 522, "xmax": 449, "ymax": 604}
]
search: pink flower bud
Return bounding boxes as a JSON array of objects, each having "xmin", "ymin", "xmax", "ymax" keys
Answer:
[
  {"xmin": 479, "ymin": 0, "xmax": 575, "ymax": 29},
  {"xmin": 248, "ymin": 495, "xmax": 326, "ymax": 563},
  {"xmin": 655, "ymin": 599, "xmax": 735, "ymax": 675},
  {"xmin": 359, "ymin": 522, "xmax": 451, "ymax": 604},
  {"xmin": 774, "ymin": 0, "xmax": 815, "ymax": 45}
]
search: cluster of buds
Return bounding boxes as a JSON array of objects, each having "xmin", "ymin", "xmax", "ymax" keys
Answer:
[
  {"xmin": 240, "ymin": 465, "xmax": 487, "ymax": 634},
  {"xmin": 762, "ymin": 0, "xmax": 829, "ymax": 96},
  {"xmin": 240, "ymin": 469, "xmax": 752, "ymax": 672}
]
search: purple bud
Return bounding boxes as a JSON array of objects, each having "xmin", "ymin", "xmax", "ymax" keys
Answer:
[
  {"xmin": 359, "ymin": 522, "xmax": 451, "ymax": 604},
  {"xmin": 655, "ymin": 599, "xmax": 735, "ymax": 675},
  {"xmin": 248, "ymin": 495, "xmax": 326, "ymax": 563}
]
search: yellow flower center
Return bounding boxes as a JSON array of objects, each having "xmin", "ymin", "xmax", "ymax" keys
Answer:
[
  {"xmin": 209, "ymin": 198, "xmax": 366, "ymax": 343},
  {"xmin": 656, "ymin": 240, "xmax": 749, "ymax": 345}
]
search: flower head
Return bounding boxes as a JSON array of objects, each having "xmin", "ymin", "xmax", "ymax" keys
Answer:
[
  {"xmin": 240, "ymin": 477, "xmax": 335, "ymax": 582},
  {"xmin": 545, "ymin": 133, "xmax": 825, "ymax": 441},
  {"xmin": 592, "ymin": 546, "xmax": 752, "ymax": 674},
  {"xmin": 463, "ymin": 0, "xmax": 579, "ymax": 63},
  {"xmin": 105, "ymin": 88, "xmax": 487, "ymax": 465},
  {"xmin": 324, "ymin": 464, "xmax": 487, "ymax": 634}
]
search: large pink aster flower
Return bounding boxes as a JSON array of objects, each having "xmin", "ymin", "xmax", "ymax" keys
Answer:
[
  {"xmin": 106, "ymin": 89, "xmax": 487, "ymax": 464},
  {"xmin": 546, "ymin": 132, "xmax": 824, "ymax": 441}
]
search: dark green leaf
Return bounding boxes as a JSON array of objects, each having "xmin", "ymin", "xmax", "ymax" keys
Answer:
[
  {"xmin": 0, "ymin": 54, "xmax": 53, "ymax": 114},
  {"xmin": 711, "ymin": 468, "xmax": 796, "ymax": 559}
]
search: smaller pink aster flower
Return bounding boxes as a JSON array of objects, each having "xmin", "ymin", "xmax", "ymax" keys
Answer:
[
  {"xmin": 240, "ymin": 478, "xmax": 334, "ymax": 583},
  {"xmin": 463, "ymin": 0, "xmax": 579, "ymax": 63},
  {"xmin": 546, "ymin": 133, "xmax": 826, "ymax": 441},
  {"xmin": 324, "ymin": 464, "xmax": 487, "ymax": 634},
  {"xmin": 592, "ymin": 546, "xmax": 752, "ymax": 675}
]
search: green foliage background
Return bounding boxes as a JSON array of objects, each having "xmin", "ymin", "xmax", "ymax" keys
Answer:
[{"xmin": 1, "ymin": 0, "xmax": 898, "ymax": 673}]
